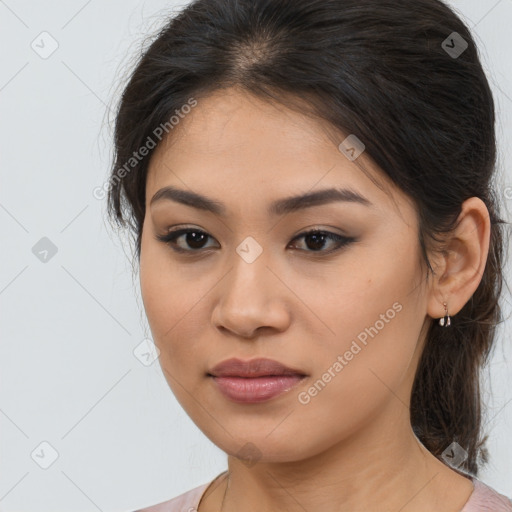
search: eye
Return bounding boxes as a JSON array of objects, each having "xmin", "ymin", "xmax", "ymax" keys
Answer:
[
  {"xmin": 155, "ymin": 227, "xmax": 218, "ymax": 253},
  {"xmin": 155, "ymin": 227, "xmax": 356, "ymax": 255},
  {"xmin": 287, "ymin": 229, "xmax": 355, "ymax": 254}
]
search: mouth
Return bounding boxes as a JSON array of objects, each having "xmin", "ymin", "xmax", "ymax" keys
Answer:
[{"xmin": 207, "ymin": 357, "xmax": 308, "ymax": 403}]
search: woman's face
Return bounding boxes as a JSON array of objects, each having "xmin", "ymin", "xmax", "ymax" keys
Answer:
[{"xmin": 140, "ymin": 87, "xmax": 433, "ymax": 462}]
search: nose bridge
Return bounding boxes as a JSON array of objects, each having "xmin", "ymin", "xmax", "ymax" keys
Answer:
[
  {"xmin": 235, "ymin": 234, "xmax": 266, "ymax": 266},
  {"xmin": 227, "ymin": 235, "xmax": 272, "ymax": 301},
  {"xmin": 212, "ymin": 236, "xmax": 289, "ymax": 335}
]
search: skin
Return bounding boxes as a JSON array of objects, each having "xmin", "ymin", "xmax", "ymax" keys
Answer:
[{"xmin": 139, "ymin": 86, "xmax": 490, "ymax": 512}]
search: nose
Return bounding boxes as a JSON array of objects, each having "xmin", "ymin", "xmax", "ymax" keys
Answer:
[{"xmin": 211, "ymin": 251, "xmax": 291, "ymax": 338}]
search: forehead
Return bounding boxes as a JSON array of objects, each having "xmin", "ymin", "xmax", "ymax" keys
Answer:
[{"xmin": 145, "ymin": 87, "xmax": 414, "ymax": 219}]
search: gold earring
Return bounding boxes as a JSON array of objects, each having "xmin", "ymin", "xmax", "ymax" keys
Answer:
[{"xmin": 439, "ymin": 302, "xmax": 451, "ymax": 327}]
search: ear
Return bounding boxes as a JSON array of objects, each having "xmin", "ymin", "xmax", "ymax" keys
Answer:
[{"xmin": 426, "ymin": 197, "xmax": 491, "ymax": 321}]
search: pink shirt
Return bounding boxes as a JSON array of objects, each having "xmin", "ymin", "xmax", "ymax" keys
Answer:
[{"xmin": 134, "ymin": 473, "xmax": 512, "ymax": 512}]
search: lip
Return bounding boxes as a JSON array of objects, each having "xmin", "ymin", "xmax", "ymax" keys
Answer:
[
  {"xmin": 207, "ymin": 358, "xmax": 307, "ymax": 404},
  {"xmin": 208, "ymin": 357, "xmax": 307, "ymax": 378}
]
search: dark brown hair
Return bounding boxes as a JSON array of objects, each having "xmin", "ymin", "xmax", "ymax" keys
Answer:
[{"xmin": 106, "ymin": 0, "xmax": 510, "ymax": 476}]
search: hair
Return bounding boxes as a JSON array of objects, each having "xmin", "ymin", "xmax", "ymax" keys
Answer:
[{"xmin": 106, "ymin": 0, "xmax": 510, "ymax": 476}]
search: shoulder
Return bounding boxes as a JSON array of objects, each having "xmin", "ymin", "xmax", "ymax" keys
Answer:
[
  {"xmin": 132, "ymin": 482, "xmax": 210, "ymax": 512},
  {"xmin": 461, "ymin": 478, "xmax": 512, "ymax": 512}
]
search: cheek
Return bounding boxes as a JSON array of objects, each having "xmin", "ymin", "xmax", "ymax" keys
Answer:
[
  {"xmin": 139, "ymin": 235, "xmax": 212, "ymax": 375},
  {"xmin": 292, "ymin": 299, "xmax": 421, "ymax": 455},
  {"xmin": 139, "ymin": 253, "xmax": 205, "ymax": 412},
  {"xmin": 140, "ymin": 262, "xmax": 172, "ymax": 339},
  {"xmin": 304, "ymin": 243, "xmax": 423, "ymax": 401},
  {"xmin": 139, "ymin": 234, "xmax": 186, "ymax": 346}
]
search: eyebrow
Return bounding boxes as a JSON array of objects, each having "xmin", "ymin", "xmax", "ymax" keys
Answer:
[{"xmin": 149, "ymin": 185, "xmax": 374, "ymax": 216}]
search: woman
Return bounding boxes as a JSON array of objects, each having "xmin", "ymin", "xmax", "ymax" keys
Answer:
[{"xmin": 106, "ymin": 0, "xmax": 512, "ymax": 510}]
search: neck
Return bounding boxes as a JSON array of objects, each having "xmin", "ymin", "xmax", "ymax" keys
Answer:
[{"xmin": 211, "ymin": 404, "xmax": 473, "ymax": 512}]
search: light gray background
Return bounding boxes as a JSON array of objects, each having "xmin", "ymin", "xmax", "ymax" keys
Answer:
[{"xmin": 1, "ymin": 1, "xmax": 511, "ymax": 511}]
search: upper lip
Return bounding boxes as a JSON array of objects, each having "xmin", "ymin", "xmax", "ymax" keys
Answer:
[{"xmin": 208, "ymin": 357, "xmax": 307, "ymax": 378}]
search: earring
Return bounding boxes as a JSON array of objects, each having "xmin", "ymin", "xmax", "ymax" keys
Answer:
[{"xmin": 439, "ymin": 302, "xmax": 451, "ymax": 327}]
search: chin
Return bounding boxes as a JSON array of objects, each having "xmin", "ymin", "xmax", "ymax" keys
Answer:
[{"xmin": 202, "ymin": 428, "xmax": 319, "ymax": 465}]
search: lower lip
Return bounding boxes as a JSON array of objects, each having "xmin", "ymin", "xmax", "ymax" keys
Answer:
[{"xmin": 210, "ymin": 375, "xmax": 305, "ymax": 403}]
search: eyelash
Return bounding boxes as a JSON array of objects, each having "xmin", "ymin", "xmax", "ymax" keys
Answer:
[{"xmin": 155, "ymin": 227, "xmax": 355, "ymax": 256}]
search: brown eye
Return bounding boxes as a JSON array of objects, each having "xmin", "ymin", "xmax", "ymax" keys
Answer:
[
  {"xmin": 155, "ymin": 228, "xmax": 218, "ymax": 252},
  {"xmin": 288, "ymin": 230, "xmax": 355, "ymax": 253}
]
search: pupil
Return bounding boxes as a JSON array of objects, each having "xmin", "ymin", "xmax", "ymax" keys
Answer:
[
  {"xmin": 187, "ymin": 232, "xmax": 207, "ymax": 249},
  {"xmin": 306, "ymin": 233, "xmax": 325, "ymax": 251}
]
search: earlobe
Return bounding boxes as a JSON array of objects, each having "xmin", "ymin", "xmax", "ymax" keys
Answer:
[{"xmin": 438, "ymin": 302, "xmax": 451, "ymax": 327}]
